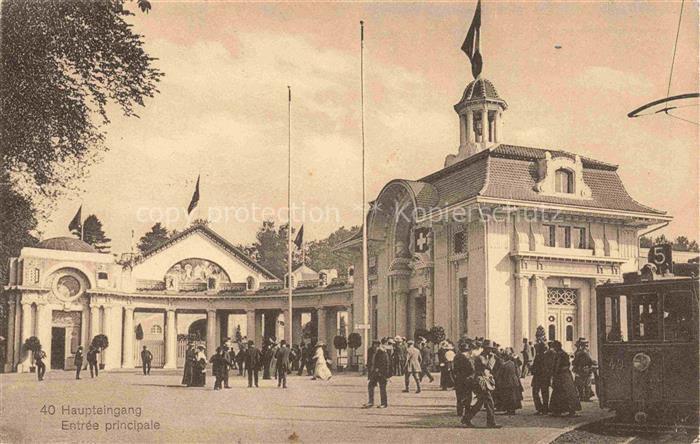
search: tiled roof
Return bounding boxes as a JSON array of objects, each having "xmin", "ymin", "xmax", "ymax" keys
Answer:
[
  {"xmin": 36, "ymin": 237, "xmax": 98, "ymax": 253},
  {"xmin": 419, "ymin": 144, "xmax": 664, "ymax": 215},
  {"xmin": 456, "ymin": 77, "xmax": 507, "ymax": 109}
]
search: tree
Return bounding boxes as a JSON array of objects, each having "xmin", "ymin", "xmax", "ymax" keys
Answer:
[
  {"xmin": 91, "ymin": 334, "xmax": 109, "ymax": 350},
  {"xmin": 248, "ymin": 220, "xmax": 290, "ymax": 280},
  {"xmin": 639, "ymin": 236, "xmax": 653, "ymax": 248},
  {"xmin": 135, "ymin": 324, "xmax": 144, "ymax": 341},
  {"xmin": 333, "ymin": 335, "xmax": 348, "ymax": 359},
  {"xmin": 234, "ymin": 325, "xmax": 243, "ymax": 343},
  {"xmin": 137, "ymin": 222, "xmax": 171, "ymax": 254},
  {"xmin": 306, "ymin": 226, "xmax": 359, "ymax": 277},
  {"xmin": 1, "ymin": 0, "xmax": 162, "ymax": 198},
  {"xmin": 0, "ymin": 174, "xmax": 38, "ymax": 285},
  {"xmin": 428, "ymin": 326, "xmax": 445, "ymax": 345},
  {"xmin": 73, "ymin": 214, "xmax": 111, "ymax": 252}
]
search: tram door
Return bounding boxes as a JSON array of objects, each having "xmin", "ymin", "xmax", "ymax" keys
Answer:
[{"xmin": 546, "ymin": 288, "xmax": 578, "ymax": 353}]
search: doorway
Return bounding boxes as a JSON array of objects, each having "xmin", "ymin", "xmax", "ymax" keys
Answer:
[{"xmin": 51, "ymin": 327, "xmax": 66, "ymax": 369}]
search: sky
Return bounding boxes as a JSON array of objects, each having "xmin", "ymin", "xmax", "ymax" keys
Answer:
[{"xmin": 38, "ymin": 1, "xmax": 699, "ymax": 253}]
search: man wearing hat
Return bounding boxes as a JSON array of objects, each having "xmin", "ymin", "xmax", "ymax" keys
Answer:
[
  {"xmin": 418, "ymin": 339, "xmax": 434, "ymax": 383},
  {"xmin": 363, "ymin": 338, "xmax": 391, "ymax": 408},
  {"xmin": 245, "ymin": 340, "xmax": 262, "ymax": 388},
  {"xmin": 74, "ymin": 345, "xmax": 84, "ymax": 380},
  {"xmin": 572, "ymin": 338, "xmax": 594, "ymax": 402},
  {"xmin": 402, "ymin": 339, "xmax": 422, "ymax": 393},
  {"xmin": 453, "ymin": 339, "xmax": 475, "ymax": 417},
  {"xmin": 463, "ymin": 339, "xmax": 500, "ymax": 428}
]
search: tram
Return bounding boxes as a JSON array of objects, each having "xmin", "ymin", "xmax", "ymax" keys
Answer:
[{"xmin": 595, "ymin": 272, "xmax": 699, "ymax": 426}]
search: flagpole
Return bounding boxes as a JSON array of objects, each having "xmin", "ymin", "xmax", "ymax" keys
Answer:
[
  {"xmin": 360, "ymin": 20, "xmax": 370, "ymax": 371},
  {"xmin": 80, "ymin": 203, "xmax": 84, "ymax": 241},
  {"xmin": 287, "ymin": 85, "xmax": 293, "ymax": 345}
]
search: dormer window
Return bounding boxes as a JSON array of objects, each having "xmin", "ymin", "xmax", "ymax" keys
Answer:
[{"xmin": 555, "ymin": 169, "xmax": 574, "ymax": 194}]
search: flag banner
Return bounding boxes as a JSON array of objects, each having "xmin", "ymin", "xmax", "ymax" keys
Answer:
[
  {"xmin": 68, "ymin": 205, "xmax": 82, "ymax": 234},
  {"xmin": 187, "ymin": 175, "xmax": 200, "ymax": 215},
  {"xmin": 294, "ymin": 225, "xmax": 304, "ymax": 249},
  {"xmin": 414, "ymin": 227, "xmax": 431, "ymax": 253},
  {"xmin": 461, "ymin": 0, "xmax": 483, "ymax": 79}
]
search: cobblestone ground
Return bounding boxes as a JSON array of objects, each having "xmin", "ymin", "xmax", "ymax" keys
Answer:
[{"xmin": 0, "ymin": 369, "xmax": 610, "ymax": 443}]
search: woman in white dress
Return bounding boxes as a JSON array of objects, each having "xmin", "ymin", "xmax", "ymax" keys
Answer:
[{"xmin": 312, "ymin": 342, "xmax": 332, "ymax": 381}]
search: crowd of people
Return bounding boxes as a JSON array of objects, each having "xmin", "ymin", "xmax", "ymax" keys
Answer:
[
  {"xmin": 362, "ymin": 334, "xmax": 597, "ymax": 428},
  {"xmin": 178, "ymin": 336, "xmax": 334, "ymax": 390}
]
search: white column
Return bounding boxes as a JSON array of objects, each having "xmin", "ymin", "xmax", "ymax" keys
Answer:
[
  {"xmin": 36, "ymin": 303, "xmax": 52, "ymax": 372},
  {"xmin": 19, "ymin": 302, "xmax": 33, "ymax": 371},
  {"xmin": 493, "ymin": 112, "xmax": 500, "ymax": 143},
  {"xmin": 164, "ymin": 309, "xmax": 177, "ymax": 369},
  {"xmin": 317, "ymin": 307, "xmax": 327, "ymax": 344},
  {"xmin": 530, "ymin": 276, "xmax": 548, "ymax": 336},
  {"xmin": 466, "ymin": 111, "xmax": 474, "ymax": 143},
  {"xmin": 480, "ymin": 109, "xmax": 488, "ymax": 144},
  {"xmin": 122, "ymin": 307, "xmax": 134, "ymax": 368},
  {"xmin": 206, "ymin": 310, "xmax": 216, "ymax": 355},
  {"xmin": 4, "ymin": 296, "xmax": 16, "ymax": 372},
  {"xmin": 103, "ymin": 305, "xmax": 118, "ymax": 370},
  {"xmin": 80, "ymin": 306, "xmax": 89, "ymax": 351},
  {"xmin": 514, "ymin": 275, "xmax": 531, "ymax": 346},
  {"xmin": 281, "ymin": 309, "xmax": 290, "ymax": 342},
  {"xmin": 90, "ymin": 305, "xmax": 100, "ymax": 339},
  {"xmin": 246, "ymin": 309, "xmax": 256, "ymax": 345},
  {"xmin": 459, "ymin": 114, "xmax": 467, "ymax": 148}
]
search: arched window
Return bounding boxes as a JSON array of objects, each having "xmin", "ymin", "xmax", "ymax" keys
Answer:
[
  {"xmin": 150, "ymin": 325, "xmax": 163, "ymax": 334},
  {"xmin": 246, "ymin": 276, "xmax": 255, "ymax": 290},
  {"xmin": 548, "ymin": 324, "xmax": 556, "ymax": 341},
  {"xmin": 566, "ymin": 325, "xmax": 574, "ymax": 342},
  {"xmin": 555, "ymin": 169, "xmax": 574, "ymax": 194}
]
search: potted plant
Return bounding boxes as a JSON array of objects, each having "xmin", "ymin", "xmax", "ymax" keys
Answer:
[
  {"xmin": 23, "ymin": 336, "xmax": 41, "ymax": 373},
  {"xmin": 333, "ymin": 335, "xmax": 348, "ymax": 372},
  {"xmin": 91, "ymin": 334, "xmax": 109, "ymax": 369},
  {"xmin": 347, "ymin": 332, "xmax": 362, "ymax": 371}
]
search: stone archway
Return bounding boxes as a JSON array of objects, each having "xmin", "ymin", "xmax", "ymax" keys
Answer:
[{"xmin": 188, "ymin": 319, "xmax": 207, "ymax": 341}]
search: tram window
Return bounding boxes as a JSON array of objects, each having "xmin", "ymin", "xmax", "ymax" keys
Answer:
[
  {"xmin": 630, "ymin": 293, "xmax": 660, "ymax": 341},
  {"xmin": 604, "ymin": 295, "xmax": 628, "ymax": 342},
  {"xmin": 663, "ymin": 291, "xmax": 694, "ymax": 342}
]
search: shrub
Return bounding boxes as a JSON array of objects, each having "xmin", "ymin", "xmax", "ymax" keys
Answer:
[
  {"xmin": 428, "ymin": 326, "xmax": 445, "ymax": 344},
  {"xmin": 414, "ymin": 328, "xmax": 430, "ymax": 342},
  {"xmin": 348, "ymin": 332, "xmax": 362, "ymax": 350},
  {"xmin": 24, "ymin": 336, "xmax": 41, "ymax": 353},
  {"xmin": 333, "ymin": 335, "xmax": 347, "ymax": 351},
  {"xmin": 91, "ymin": 334, "xmax": 109, "ymax": 350}
]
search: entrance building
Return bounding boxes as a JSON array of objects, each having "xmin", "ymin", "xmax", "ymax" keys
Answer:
[{"xmin": 3, "ymin": 224, "xmax": 352, "ymax": 373}]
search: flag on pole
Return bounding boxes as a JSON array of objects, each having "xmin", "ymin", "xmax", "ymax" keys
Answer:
[
  {"xmin": 293, "ymin": 225, "xmax": 304, "ymax": 249},
  {"xmin": 68, "ymin": 205, "xmax": 82, "ymax": 235},
  {"xmin": 187, "ymin": 175, "xmax": 200, "ymax": 215},
  {"xmin": 461, "ymin": 0, "xmax": 483, "ymax": 79}
]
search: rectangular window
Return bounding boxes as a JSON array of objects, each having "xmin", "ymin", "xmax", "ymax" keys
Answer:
[
  {"xmin": 543, "ymin": 224, "xmax": 556, "ymax": 247},
  {"xmin": 663, "ymin": 290, "xmax": 694, "ymax": 342},
  {"xmin": 97, "ymin": 272, "xmax": 108, "ymax": 280},
  {"xmin": 629, "ymin": 293, "xmax": 660, "ymax": 341},
  {"xmin": 572, "ymin": 227, "xmax": 587, "ymax": 249},
  {"xmin": 453, "ymin": 230, "xmax": 466, "ymax": 254},
  {"xmin": 604, "ymin": 295, "xmax": 629, "ymax": 342},
  {"xmin": 556, "ymin": 226, "xmax": 571, "ymax": 248}
]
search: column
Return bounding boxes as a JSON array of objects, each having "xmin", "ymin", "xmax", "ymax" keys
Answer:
[
  {"xmin": 530, "ymin": 276, "xmax": 548, "ymax": 336},
  {"xmin": 466, "ymin": 111, "xmax": 473, "ymax": 143},
  {"xmin": 317, "ymin": 307, "xmax": 327, "ymax": 344},
  {"xmin": 19, "ymin": 302, "xmax": 32, "ymax": 371},
  {"xmin": 122, "ymin": 307, "xmax": 135, "ymax": 368},
  {"xmin": 36, "ymin": 303, "xmax": 52, "ymax": 372},
  {"xmin": 206, "ymin": 310, "xmax": 216, "ymax": 355},
  {"xmin": 493, "ymin": 112, "xmax": 500, "ymax": 143},
  {"xmin": 291, "ymin": 310, "xmax": 302, "ymax": 346},
  {"xmin": 589, "ymin": 279, "xmax": 602, "ymax": 360},
  {"xmin": 102, "ymin": 305, "xmax": 115, "ymax": 370},
  {"xmin": 164, "ymin": 309, "xmax": 177, "ymax": 369},
  {"xmin": 578, "ymin": 284, "xmax": 589, "ymax": 343},
  {"xmin": 5, "ymin": 296, "xmax": 16, "ymax": 372},
  {"xmin": 90, "ymin": 305, "xmax": 100, "ymax": 339},
  {"xmin": 459, "ymin": 114, "xmax": 467, "ymax": 147},
  {"xmin": 514, "ymin": 275, "xmax": 530, "ymax": 346},
  {"xmin": 246, "ymin": 309, "xmax": 256, "ymax": 344},
  {"xmin": 481, "ymin": 108, "xmax": 488, "ymax": 143},
  {"xmin": 80, "ymin": 306, "xmax": 89, "ymax": 351},
  {"xmin": 395, "ymin": 291, "xmax": 408, "ymax": 338}
]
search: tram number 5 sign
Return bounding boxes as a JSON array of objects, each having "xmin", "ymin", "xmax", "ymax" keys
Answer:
[{"xmin": 648, "ymin": 244, "xmax": 673, "ymax": 275}]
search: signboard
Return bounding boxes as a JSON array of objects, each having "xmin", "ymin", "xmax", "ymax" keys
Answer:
[
  {"xmin": 354, "ymin": 324, "xmax": 371, "ymax": 330},
  {"xmin": 647, "ymin": 244, "xmax": 673, "ymax": 275}
]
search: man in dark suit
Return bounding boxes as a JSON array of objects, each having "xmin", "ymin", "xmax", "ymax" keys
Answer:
[
  {"xmin": 74, "ymin": 346, "xmax": 84, "ymax": 380},
  {"xmin": 87, "ymin": 346, "xmax": 99, "ymax": 378},
  {"xmin": 141, "ymin": 346, "xmax": 153, "ymax": 375},
  {"xmin": 35, "ymin": 348, "xmax": 47, "ymax": 381},
  {"xmin": 531, "ymin": 341, "xmax": 555, "ymax": 414},
  {"xmin": 245, "ymin": 340, "xmax": 261, "ymax": 388},
  {"xmin": 210, "ymin": 347, "xmax": 227, "ymax": 390},
  {"xmin": 463, "ymin": 339, "xmax": 500, "ymax": 429},
  {"xmin": 275, "ymin": 340, "xmax": 291, "ymax": 388},
  {"xmin": 221, "ymin": 346, "xmax": 233, "ymax": 389},
  {"xmin": 363, "ymin": 338, "xmax": 391, "ymax": 409},
  {"xmin": 453, "ymin": 340, "xmax": 475, "ymax": 417}
]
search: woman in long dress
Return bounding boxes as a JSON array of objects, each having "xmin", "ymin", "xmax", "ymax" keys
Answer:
[
  {"xmin": 192, "ymin": 347, "xmax": 207, "ymax": 387},
  {"xmin": 548, "ymin": 341, "xmax": 582, "ymax": 417},
  {"xmin": 312, "ymin": 343, "xmax": 332, "ymax": 381},
  {"xmin": 494, "ymin": 349, "xmax": 523, "ymax": 414}
]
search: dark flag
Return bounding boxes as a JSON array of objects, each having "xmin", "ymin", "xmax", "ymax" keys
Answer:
[
  {"xmin": 461, "ymin": 0, "xmax": 483, "ymax": 79},
  {"xmin": 68, "ymin": 206, "xmax": 82, "ymax": 235},
  {"xmin": 293, "ymin": 225, "xmax": 304, "ymax": 249},
  {"xmin": 187, "ymin": 175, "xmax": 200, "ymax": 215}
]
